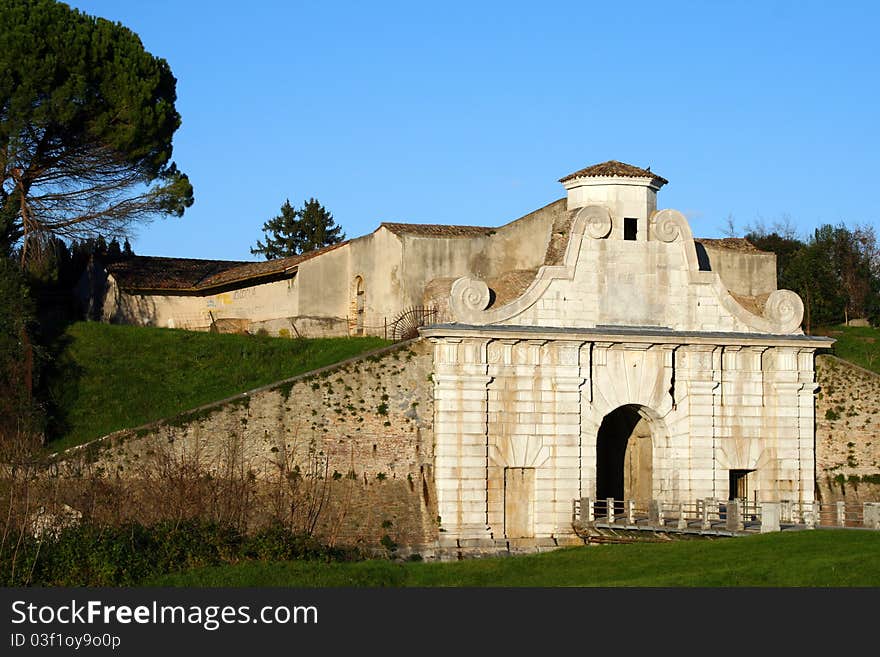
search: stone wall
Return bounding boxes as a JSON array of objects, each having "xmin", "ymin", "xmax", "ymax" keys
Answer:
[
  {"xmin": 51, "ymin": 338, "xmax": 879, "ymax": 550},
  {"xmin": 61, "ymin": 340, "xmax": 439, "ymax": 550},
  {"xmin": 815, "ymin": 354, "xmax": 880, "ymax": 502}
]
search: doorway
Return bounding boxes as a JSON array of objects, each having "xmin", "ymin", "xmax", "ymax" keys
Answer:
[
  {"xmin": 503, "ymin": 467, "xmax": 535, "ymax": 538},
  {"xmin": 596, "ymin": 405, "xmax": 654, "ymax": 505},
  {"xmin": 728, "ymin": 469, "xmax": 754, "ymax": 501}
]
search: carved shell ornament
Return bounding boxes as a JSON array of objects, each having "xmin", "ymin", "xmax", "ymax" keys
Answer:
[{"xmin": 450, "ymin": 277, "xmax": 491, "ymax": 313}]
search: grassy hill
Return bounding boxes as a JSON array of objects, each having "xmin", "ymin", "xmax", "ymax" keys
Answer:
[
  {"xmin": 815, "ymin": 325, "xmax": 880, "ymax": 373},
  {"xmin": 44, "ymin": 322, "xmax": 388, "ymax": 451},
  {"xmin": 145, "ymin": 530, "xmax": 880, "ymax": 587}
]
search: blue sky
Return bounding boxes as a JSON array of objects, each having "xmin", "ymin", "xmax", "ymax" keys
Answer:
[{"xmin": 68, "ymin": 0, "xmax": 880, "ymax": 261}]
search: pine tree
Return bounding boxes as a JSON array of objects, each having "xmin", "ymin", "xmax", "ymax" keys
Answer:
[
  {"xmin": 251, "ymin": 198, "xmax": 345, "ymax": 260},
  {"xmin": 251, "ymin": 200, "xmax": 300, "ymax": 260},
  {"xmin": 1, "ymin": 0, "xmax": 192, "ymax": 266},
  {"xmin": 297, "ymin": 198, "xmax": 345, "ymax": 255}
]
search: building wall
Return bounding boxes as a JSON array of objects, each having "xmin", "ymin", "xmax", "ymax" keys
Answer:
[
  {"xmin": 480, "ymin": 198, "xmax": 564, "ymax": 277},
  {"xmin": 93, "ymin": 197, "xmax": 776, "ymax": 340},
  {"xmin": 101, "ymin": 272, "xmax": 317, "ymax": 335},
  {"xmin": 292, "ymin": 242, "xmax": 355, "ymax": 336},
  {"xmin": 497, "ymin": 229, "xmax": 756, "ymax": 332},
  {"xmin": 429, "ymin": 334, "xmax": 818, "ymax": 542},
  {"xmin": 348, "ymin": 229, "xmax": 406, "ymax": 333},
  {"xmin": 428, "ymin": 202, "xmax": 826, "ymax": 544},
  {"xmin": 700, "ymin": 245, "xmax": 778, "ymax": 297}
]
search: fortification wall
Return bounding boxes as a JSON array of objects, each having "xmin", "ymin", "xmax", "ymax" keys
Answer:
[
  {"xmin": 815, "ymin": 354, "xmax": 880, "ymax": 502},
  {"xmin": 54, "ymin": 339, "xmax": 876, "ymax": 550},
  {"xmin": 61, "ymin": 340, "xmax": 439, "ymax": 550}
]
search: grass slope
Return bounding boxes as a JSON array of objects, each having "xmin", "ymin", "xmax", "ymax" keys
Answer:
[
  {"xmin": 46, "ymin": 322, "xmax": 388, "ymax": 451},
  {"xmin": 816, "ymin": 325, "xmax": 880, "ymax": 373},
  {"xmin": 145, "ymin": 530, "xmax": 880, "ymax": 587}
]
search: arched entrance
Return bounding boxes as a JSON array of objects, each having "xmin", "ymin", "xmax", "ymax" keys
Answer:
[
  {"xmin": 354, "ymin": 276, "xmax": 365, "ymax": 336},
  {"xmin": 596, "ymin": 404, "xmax": 654, "ymax": 504}
]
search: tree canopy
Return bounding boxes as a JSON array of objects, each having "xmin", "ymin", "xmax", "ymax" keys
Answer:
[
  {"xmin": 0, "ymin": 0, "xmax": 193, "ymax": 264},
  {"xmin": 251, "ymin": 197, "xmax": 345, "ymax": 260},
  {"xmin": 746, "ymin": 223, "xmax": 880, "ymax": 332}
]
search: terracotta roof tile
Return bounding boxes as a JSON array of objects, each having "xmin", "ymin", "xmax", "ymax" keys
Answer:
[
  {"xmin": 729, "ymin": 291, "xmax": 771, "ymax": 316},
  {"xmin": 107, "ymin": 241, "xmax": 349, "ymax": 293},
  {"xmin": 694, "ymin": 238, "xmax": 765, "ymax": 253},
  {"xmin": 198, "ymin": 241, "xmax": 349, "ymax": 288},
  {"xmin": 107, "ymin": 256, "xmax": 248, "ymax": 292},
  {"xmin": 380, "ymin": 222, "xmax": 495, "ymax": 237},
  {"xmin": 485, "ymin": 269, "xmax": 538, "ymax": 308},
  {"xmin": 559, "ymin": 160, "xmax": 668, "ymax": 185}
]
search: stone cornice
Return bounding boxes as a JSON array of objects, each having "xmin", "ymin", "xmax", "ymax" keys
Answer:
[
  {"xmin": 421, "ymin": 323, "xmax": 834, "ymax": 350},
  {"xmin": 561, "ymin": 175, "xmax": 663, "ymax": 192}
]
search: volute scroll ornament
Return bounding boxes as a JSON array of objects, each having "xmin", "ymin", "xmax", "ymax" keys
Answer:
[
  {"xmin": 651, "ymin": 209, "xmax": 689, "ymax": 242},
  {"xmin": 580, "ymin": 206, "xmax": 612, "ymax": 239},
  {"xmin": 450, "ymin": 277, "xmax": 491, "ymax": 315},
  {"xmin": 763, "ymin": 289, "xmax": 804, "ymax": 334}
]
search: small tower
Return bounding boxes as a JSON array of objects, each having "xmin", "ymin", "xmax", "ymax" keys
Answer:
[{"xmin": 559, "ymin": 160, "xmax": 668, "ymax": 241}]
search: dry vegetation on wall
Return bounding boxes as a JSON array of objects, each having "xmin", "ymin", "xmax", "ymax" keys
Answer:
[{"xmin": 1, "ymin": 339, "xmax": 437, "ymax": 583}]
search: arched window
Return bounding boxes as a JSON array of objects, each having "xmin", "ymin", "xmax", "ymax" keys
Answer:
[{"xmin": 354, "ymin": 276, "xmax": 365, "ymax": 336}]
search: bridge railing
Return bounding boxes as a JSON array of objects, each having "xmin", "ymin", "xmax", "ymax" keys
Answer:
[{"xmin": 573, "ymin": 497, "xmax": 880, "ymax": 533}]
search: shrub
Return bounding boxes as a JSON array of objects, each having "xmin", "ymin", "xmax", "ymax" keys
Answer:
[{"xmin": 0, "ymin": 519, "xmax": 361, "ymax": 586}]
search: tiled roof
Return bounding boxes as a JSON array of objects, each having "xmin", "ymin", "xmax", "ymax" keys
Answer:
[
  {"xmin": 485, "ymin": 269, "xmax": 538, "ymax": 308},
  {"xmin": 107, "ymin": 241, "xmax": 349, "ymax": 293},
  {"xmin": 559, "ymin": 160, "xmax": 669, "ymax": 185},
  {"xmin": 729, "ymin": 291, "xmax": 771, "ymax": 316},
  {"xmin": 379, "ymin": 222, "xmax": 495, "ymax": 237},
  {"xmin": 106, "ymin": 256, "xmax": 248, "ymax": 291},
  {"xmin": 694, "ymin": 238, "xmax": 764, "ymax": 253},
  {"xmin": 198, "ymin": 241, "xmax": 349, "ymax": 289}
]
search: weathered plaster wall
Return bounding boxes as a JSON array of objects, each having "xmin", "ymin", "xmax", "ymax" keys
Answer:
[
  {"xmin": 700, "ymin": 246, "xmax": 777, "ymax": 297},
  {"xmin": 64, "ymin": 340, "xmax": 439, "ymax": 549},
  {"xmin": 392, "ymin": 201, "xmax": 563, "ymax": 314},
  {"xmin": 102, "ymin": 274, "xmax": 301, "ymax": 333},
  {"xmin": 815, "ymin": 354, "xmax": 880, "ymax": 502},
  {"xmin": 348, "ymin": 229, "xmax": 405, "ymax": 333},
  {"xmin": 292, "ymin": 241, "xmax": 354, "ymax": 336},
  {"xmin": 399, "ymin": 234, "xmax": 492, "ymax": 309},
  {"xmin": 481, "ymin": 199, "xmax": 564, "ymax": 277}
]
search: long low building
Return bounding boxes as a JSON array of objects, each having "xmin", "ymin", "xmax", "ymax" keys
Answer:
[{"xmin": 80, "ymin": 161, "xmax": 780, "ymax": 341}]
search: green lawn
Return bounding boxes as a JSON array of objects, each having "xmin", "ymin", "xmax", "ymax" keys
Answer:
[
  {"xmin": 144, "ymin": 530, "xmax": 880, "ymax": 587},
  {"xmin": 44, "ymin": 322, "xmax": 389, "ymax": 451},
  {"xmin": 816, "ymin": 325, "xmax": 880, "ymax": 373}
]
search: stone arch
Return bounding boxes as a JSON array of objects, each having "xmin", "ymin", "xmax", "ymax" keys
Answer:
[
  {"xmin": 594, "ymin": 404, "xmax": 665, "ymax": 505},
  {"xmin": 352, "ymin": 275, "xmax": 365, "ymax": 335}
]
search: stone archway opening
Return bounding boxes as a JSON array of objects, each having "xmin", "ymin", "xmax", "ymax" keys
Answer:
[{"xmin": 596, "ymin": 404, "xmax": 654, "ymax": 505}]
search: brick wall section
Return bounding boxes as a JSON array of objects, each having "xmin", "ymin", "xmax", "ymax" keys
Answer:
[
  {"xmin": 815, "ymin": 354, "xmax": 880, "ymax": 502},
  {"xmin": 68, "ymin": 339, "xmax": 438, "ymax": 549}
]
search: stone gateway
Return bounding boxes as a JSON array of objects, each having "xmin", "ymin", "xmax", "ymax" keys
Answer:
[
  {"xmin": 421, "ymin": 162, "xmax": 831, "ymax": 545},
  {"xmin": 78, "ymin": 160, "xmax": 836, "ymax": 549}
]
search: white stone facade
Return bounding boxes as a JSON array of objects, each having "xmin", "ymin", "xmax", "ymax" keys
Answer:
[{"xmin": 422, "ymin": 165, "xmax": 831, "ymax": 544}]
